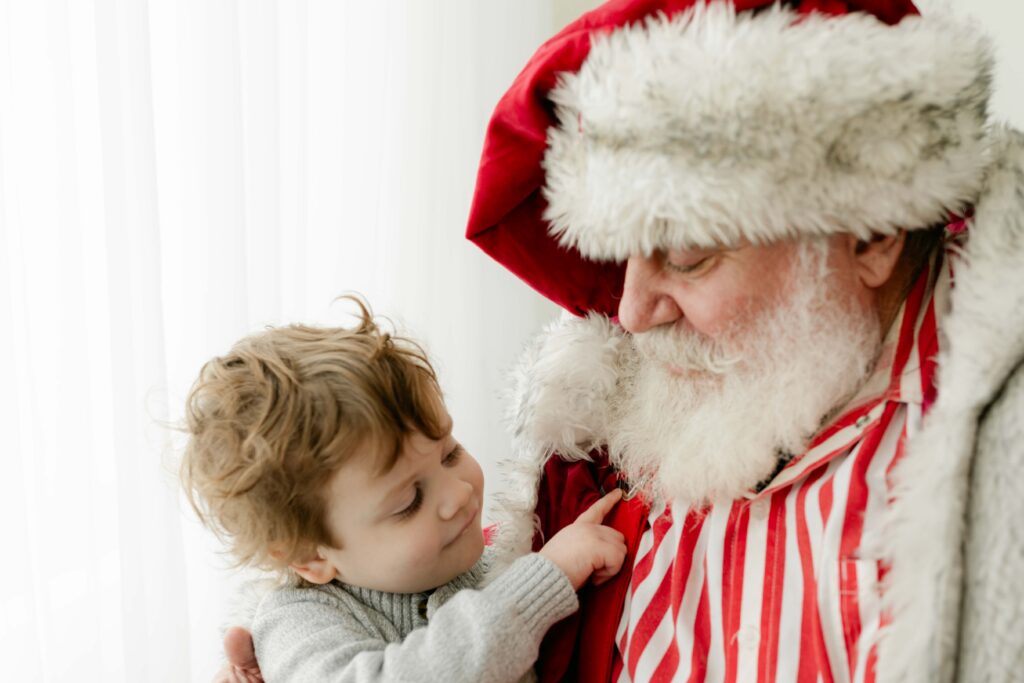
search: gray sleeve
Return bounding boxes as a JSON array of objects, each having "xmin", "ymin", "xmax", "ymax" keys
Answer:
[{"xmin": 253, "ymin": 553, "xmax": 577, "ymax": 683}]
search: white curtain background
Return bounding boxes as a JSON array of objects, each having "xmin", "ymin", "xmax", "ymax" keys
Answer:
[
  {"xmin": 3, "ymin": 1, "xmax": 1021, "ymax": 682},
  {"xmin": 0, "ymin": 1, "xmax": 564, "ymax": 680}
]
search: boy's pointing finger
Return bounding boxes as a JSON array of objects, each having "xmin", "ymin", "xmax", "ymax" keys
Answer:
[{"xmin": 576, "ymin": 487, "xmax": 623, "ymax": 524}]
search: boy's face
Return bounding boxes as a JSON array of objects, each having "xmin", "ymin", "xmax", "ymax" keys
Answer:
[{"xmin": 293, "ymin": 426, "xmax": 486, "ymax": 593}]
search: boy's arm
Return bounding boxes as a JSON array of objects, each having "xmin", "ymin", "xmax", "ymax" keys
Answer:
[{"xmin": 253, "ymin": 554, "xmax": 577, "ymax": 683}]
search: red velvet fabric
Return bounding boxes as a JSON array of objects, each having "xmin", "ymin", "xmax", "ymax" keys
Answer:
[
  {"xmin": 532, "ymin": 451, "xmax": 649, "ymax": 682},
  {"xmin": 465, "ymin": 0, "xmax": 918, "ymax": 318}
]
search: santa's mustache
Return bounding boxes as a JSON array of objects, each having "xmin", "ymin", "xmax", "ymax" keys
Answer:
[{"xmin": 631, "ymin": 324, "xmax": 740, "ymax": 376}]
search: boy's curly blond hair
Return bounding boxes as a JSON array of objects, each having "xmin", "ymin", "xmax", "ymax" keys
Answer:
[{"xmin": 180, "ymin": 297, "xmax": 448, "ymax": 571}]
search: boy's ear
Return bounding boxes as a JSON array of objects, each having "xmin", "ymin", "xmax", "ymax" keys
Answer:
[{"xmin": 288, "ymin": 548, "xmax": 338, "ymax": 585}]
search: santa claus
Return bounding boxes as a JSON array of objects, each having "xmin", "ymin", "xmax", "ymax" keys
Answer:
[{"xmin": 466, "ymin": 0, "xmax": 1024, "ymax": 681}]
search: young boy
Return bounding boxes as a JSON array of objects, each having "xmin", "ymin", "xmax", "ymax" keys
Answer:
[{"xmin": 180, "ymin": 299, "xmax": 626, "ymax": 683}]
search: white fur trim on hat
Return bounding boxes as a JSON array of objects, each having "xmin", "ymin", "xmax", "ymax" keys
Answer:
[{"xmin": 542, "ymin": 3, "xmax": 993, "ymax": 260}]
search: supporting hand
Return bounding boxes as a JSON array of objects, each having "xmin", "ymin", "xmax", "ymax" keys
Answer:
[{"xmin": 212, "ymin": 626, "xmax": 263, "ymax": 683}]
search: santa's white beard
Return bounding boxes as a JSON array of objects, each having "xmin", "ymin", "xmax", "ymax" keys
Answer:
[{"xmin": 608, "ymin": 241, "xmax": 881, "ymax": 508}]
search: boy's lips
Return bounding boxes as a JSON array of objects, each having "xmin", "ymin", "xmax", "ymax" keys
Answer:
[{"xmin": 446, "ymin": 505, "xmax": 481, "ymax": 547}]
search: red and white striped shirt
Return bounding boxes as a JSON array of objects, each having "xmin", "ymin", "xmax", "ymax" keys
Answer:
[{"xmin": 612, "ymin": 243, "xmax": 956, "ymax": 683}]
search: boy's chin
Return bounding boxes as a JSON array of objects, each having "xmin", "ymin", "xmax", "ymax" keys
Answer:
[{"xmin": 462, "ymin": 526, "xmax": 486, "ymax": 562}]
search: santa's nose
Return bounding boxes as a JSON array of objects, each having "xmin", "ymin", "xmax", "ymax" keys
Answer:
[{"xmin": 619, "ymin": 254, "xmax": 684, "ymax": 333}]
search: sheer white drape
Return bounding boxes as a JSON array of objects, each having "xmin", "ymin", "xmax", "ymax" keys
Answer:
[{"xmin": 0, "ymin": 1, "xmax": 559, "ymax": 680}]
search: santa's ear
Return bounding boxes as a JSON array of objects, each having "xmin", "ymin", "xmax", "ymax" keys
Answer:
[
  {"xmin": 288, "ymin": 548, "xmax": 337, "ymax": 585},
  {"xmin": 847, "ymin": 232, "xmax": 906, "ymax": 289}
]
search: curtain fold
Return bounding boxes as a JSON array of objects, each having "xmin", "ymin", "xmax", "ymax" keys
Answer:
[{"xmin": 0, "ymin": 1, "xmax": 559, "ymax": 680}]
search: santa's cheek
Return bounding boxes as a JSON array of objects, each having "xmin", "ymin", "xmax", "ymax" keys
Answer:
[{"xmin": 685, "ymin": 297, "xmax": 746, "ymax": 337}]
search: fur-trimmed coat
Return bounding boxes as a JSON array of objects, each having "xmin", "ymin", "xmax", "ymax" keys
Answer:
[{"xmin": 492, "ymin": 128, "xmax": 1024, "ymax": 683}]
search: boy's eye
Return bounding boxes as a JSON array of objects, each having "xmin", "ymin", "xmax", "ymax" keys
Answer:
[
  {"xmin": 442, "ymin": 445, "xmax": 462, "ymax": 466},
  {"xmin": 395, "ymin": 485, "xmax": 423, "ymax": 520}
]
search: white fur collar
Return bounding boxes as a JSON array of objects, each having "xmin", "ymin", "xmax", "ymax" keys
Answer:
[
  {"xmin": 878, "ymin": 126, "xmax": 1024, "ymax": 682},
  {"xmin": 489, "ymin": 314, "xmax": 628, "ymax": 568}
]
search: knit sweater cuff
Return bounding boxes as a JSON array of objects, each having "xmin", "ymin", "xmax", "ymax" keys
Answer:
[{"xmin": 486, "ymin": 553, "xmax": 578, "ymax": 635}]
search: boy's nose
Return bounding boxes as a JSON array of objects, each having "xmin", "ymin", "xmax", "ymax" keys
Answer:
[{"xmin": 437, "ymin": 478, "xmax": 474, "ymax": 521}]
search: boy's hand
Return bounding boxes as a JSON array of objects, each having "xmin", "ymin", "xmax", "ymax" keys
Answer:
[
  {"xmin": 212, "ymin": 627, "xmax": 263, "ymax": 683},
  {"xmin": 539, "ymin": 488, "xmax": 627, "ymax": 590}
]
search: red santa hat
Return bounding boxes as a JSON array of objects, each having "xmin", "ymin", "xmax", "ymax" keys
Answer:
[{"xmin": 465, "ymin": 0, "xmax": 992, "ymax": 317}]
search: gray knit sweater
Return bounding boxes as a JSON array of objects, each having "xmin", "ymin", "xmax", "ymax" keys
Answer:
[{"xmin": 252, "ymin": 551, "xmax": 577, "ymax": 683}]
